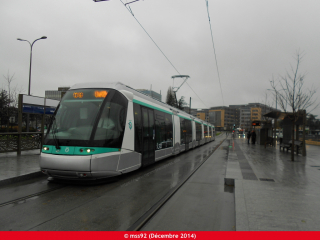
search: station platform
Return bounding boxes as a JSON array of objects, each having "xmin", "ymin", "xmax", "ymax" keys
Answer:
[
  {"xmin": 1, "ymin": 135, "xmax": 320, "ymax": 231},
  {"xmin": 227, "ymin": 136, "xmax": 320, "ymax": 231},
  {"xmin": 142, "ymin": 135, "xmax": 320, "ymax": 231},
  {"xmin": 0, "ymin": 149, "xmax": 42, "ymax": 186}
]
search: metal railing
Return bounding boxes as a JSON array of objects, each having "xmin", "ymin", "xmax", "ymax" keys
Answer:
[{"xmin": 303, "ymin": 134, "xmax": 320, "ymax": 141}]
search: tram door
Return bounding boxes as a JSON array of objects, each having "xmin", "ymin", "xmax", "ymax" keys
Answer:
[
  {"xmin": 181, "ymin": 119, "xmax": 188, "ymax": 151},
  {"xmin": 141, "ymin": 107, "xmax": 155, "ymax": 167}
]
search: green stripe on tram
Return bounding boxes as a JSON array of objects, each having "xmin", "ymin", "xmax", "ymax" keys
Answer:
[
  {"xmin": 42, "ymin": 145, "xmax": 120, "ymax": 155},
  {"xmin": 178, "ymin": 115, "xmax": 192, "ymax": 120},
  {"xmin": 133, "ymin": 99, "xmax": 172, "ymax": 114}
]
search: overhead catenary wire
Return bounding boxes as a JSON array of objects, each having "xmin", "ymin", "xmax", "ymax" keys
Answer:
[
  {"xmin": 118, "ymin": 0, "xmax": 209, "ymax": 108},
  {"xmin": 119, "ymin": 0, "xmax": 180, "ymax": 74},
  {"xmin": 185, "ymin": 82, "xmax": 208, "ymax": 108},
  {"xmin": 205, "ymin": 0, "xmax": 225, "ymax": 106}
]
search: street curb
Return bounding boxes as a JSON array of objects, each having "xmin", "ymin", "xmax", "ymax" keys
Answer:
[{"xmin": 0, "ymin": 171, "xmax": 44, "ymax": 187}]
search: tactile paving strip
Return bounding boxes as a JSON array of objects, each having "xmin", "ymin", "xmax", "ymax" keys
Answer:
[{"xmin": 234, "ymin": 142, "xmax": 258, "ymax": 181}]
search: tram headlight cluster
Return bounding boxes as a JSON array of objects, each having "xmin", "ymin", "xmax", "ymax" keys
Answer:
[
  {"xmin": 77, "ymin": 172, "xmax": 88, "ymax": 178},
  {"xmin": 79, "ymin": 148, "xmax": 95, "ymax": 153},
  {"xmin": 43, "ymin": 146, "xmax": 49, "ymax": 151}
]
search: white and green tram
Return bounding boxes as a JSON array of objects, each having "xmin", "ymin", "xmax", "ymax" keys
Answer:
[{"xmin": 40, "ymin": 82, "xmax": 215, "ymax": 180}]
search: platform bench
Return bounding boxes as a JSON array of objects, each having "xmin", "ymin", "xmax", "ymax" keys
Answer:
[
  {"xmin": 292, "ymin": 140, "xmax": 303, "ymax": 154},
  {"xmin": 280, "ymin": 142, "xmax": 291, "ymax": 152},
  {"xmin": 280, "ymin": 140, "xmax": 302, "ymax": 154}
]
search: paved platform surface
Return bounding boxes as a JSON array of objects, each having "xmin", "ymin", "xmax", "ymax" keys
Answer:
[
  {"xmin": 0, "ymin": 149, "xmax": 42, "ymax": 186},
  {"xmin": 227, "ymin": 136, "xmax": 320, "ymax": 231},
  {"xmin": 1, "ymin": 135, "xmax": 320, "ymax": 231},
  {"xmin": 142, "ymin": 134, "xmax": 235, "ymax": 231},
  {"xmin": 142, "ymin": 135, "xmax": 320, "ymax": 231}
]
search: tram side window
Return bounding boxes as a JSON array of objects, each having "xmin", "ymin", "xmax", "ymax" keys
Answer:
[
  {"xmin": 155, "ymin": 110, "xmax": 166, "ymax": 150},
  {"xmin": 165, "ymin": 113, "xmax": 173, "ymax": 147},
  {"xmin": 196, "ymin": 122, "xmax": 202, "ymax": 141},
  {"xmin": 185, "ymin": 119, "xmax": 192, "ymax": 143},
  {"xmin": 133, "ymin": 103, "xmax": 142, "ymax": 153},
  {"xmin": 180, "ymin": 118, "xmax": 185, "ymax": 144}
]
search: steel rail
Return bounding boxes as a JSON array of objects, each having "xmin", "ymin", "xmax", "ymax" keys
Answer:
[
  {"xmin": 0, "ymin": 185, "xmax": 66, "ymax": 208},
  {"xmin": 127, "ymin": 137, "xmax": 226, "ymax": 231}
]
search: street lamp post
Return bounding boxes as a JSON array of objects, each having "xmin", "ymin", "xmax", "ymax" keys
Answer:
[
  {"xmin": 17, "ymin": 36, "xmax": 47, "ymax": 132},
  {"xmin": 17, "ymin": 36, "xmax": 47, "ymax": 95},
  {"xmin": 267, "ymin": 88, "xmax": 278, "ymax": 145}
]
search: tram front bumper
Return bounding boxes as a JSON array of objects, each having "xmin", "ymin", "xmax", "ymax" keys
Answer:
[
  {"xmin": 40, "ymin": 153, "xmax": 95, "ymax": 179},
  {"xmin": 40, "ymin": 153, "xmax": 122, "ymax": 180}
]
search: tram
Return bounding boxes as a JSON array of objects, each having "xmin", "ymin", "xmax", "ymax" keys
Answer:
[{"xmin": 40, "ymin": 82, "xmax": 215, "ymax": 180}]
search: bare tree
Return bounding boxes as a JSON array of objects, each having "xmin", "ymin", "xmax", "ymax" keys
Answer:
[
  {"xmin": 2, "ymin": 70, "xmax": 25, "ymax": 131},
  {"xmin": 270, "ymin": 51, "xmax": 319, "ymax": 161},
  {"xmin": 0, "ymin": 89, "xmax": 11, "ymax": 128},
  {"xmin": 166, "ymin": 86, "xmax": 177, "ymax": 107},
  {"xmin": 165, "ymin": 86, "xmax": 188, "ymax": 110},
  {"xmin": 177, "ymin": 96, "xmax": 187, "ymax": 110},
  {"xmin": 3, "ymin": 70, "xmax": 24, "ymax": 108},
  {"xmin": 261, "ymin": 92, "xmax": 274, "ymax": 121}
]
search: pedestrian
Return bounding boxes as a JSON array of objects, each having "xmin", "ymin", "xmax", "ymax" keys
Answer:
[
  {"xmin": 251, "ymin": 130, "xmax": 256, "ymax": 144},
  {"xmin": 247, "ymin": 130, "xmax": 251, "ymax": 144}
]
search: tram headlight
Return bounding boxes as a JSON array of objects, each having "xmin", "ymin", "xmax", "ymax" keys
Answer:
[
  {"xmin": 43, "ymin": 147, "xmax": 49, "ymax": 151},
  {"xmin": 80, "ymin": 148, "xmax": 95, "ymax": 153}
]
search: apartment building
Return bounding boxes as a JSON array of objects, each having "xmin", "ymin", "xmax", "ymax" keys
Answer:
[
  {"xmin": 208, "ymin": 106, "xmax": 240, "ymax": 131},
  {"xmin": 231, "ymin": 103, "xmax": 277, "ymax": 130}
]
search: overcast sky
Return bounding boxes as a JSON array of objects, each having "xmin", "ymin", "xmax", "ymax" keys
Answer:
[{"xmin": 1, "ymin": 0, "xmax": 319, "ymax": 116}]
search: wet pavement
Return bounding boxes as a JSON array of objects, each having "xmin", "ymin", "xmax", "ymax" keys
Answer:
[
  {"xmin": 0, "ymin": 134, "xmax": 320, "ymax": 231},
  {"xmin": 227, "ymin": 135, "xmax": 320, "ymax": 231},
  {"xmin": 141, "ymin": 136, "xmax": 235, "ymax": 231},
  {"xmin": 0, "ymin": 149, "xmax": 42, "ymax": 186},
  {"xmin": 0, "ymin": 137, "xmax": 224, "ymax": 231}
]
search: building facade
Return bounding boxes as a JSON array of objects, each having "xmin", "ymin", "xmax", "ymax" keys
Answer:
[
  {"xmin": 45, "ymin": 87, "xmax": 70, "ymax": 101},
  {"xmin": 209, "ymin": 106, "xmax": 240, "ymax": 131},
  {"xmin": 231, "ymin": 103, "xmax": 277, "ymax": 131},
  {"xmin": 196, "ymin": 109, "xmax": 209, "ymax": 122}
]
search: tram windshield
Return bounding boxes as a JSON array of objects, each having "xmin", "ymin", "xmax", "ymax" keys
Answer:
[{"xmin": 44, "ymin": 89, "xmax": 128, "ymax": 148}]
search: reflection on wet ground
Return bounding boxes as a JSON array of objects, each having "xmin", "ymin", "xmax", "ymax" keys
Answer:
[
  {"xmin": 230, "ymin": 137, "xmax": 320, "ymax": 231},
  {"xmin": 141, "ymin": 135, "xmax": 235, "ymax": 231},
  {"xmin": 0, "ymin": 136, "xmax": 227, "ymax": 231}
]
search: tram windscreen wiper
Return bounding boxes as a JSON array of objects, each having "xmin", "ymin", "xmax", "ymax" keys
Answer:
[{"xmin": 51, "ymin": 116, "xmax": 61, "ymax": 150}]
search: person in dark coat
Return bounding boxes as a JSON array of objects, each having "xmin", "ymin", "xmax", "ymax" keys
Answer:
[
  {"xmin": 247, "ymin": 130, "xmax": 251, "ymax": 144},
  {"xmin": 251, "ymin": 130, "xmax": 257, "ymax": 144}
]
